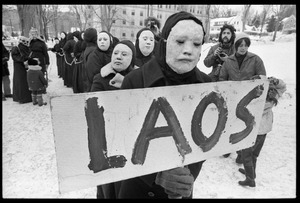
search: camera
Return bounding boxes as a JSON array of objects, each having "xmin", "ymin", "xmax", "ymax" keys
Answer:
[
  {"xmin": 219, "ymin": 52, "xmax": 226, "ymax": 57},
  {"xmin": 149, "ymin": 21, "xmax": 156, "ymax": 29}
]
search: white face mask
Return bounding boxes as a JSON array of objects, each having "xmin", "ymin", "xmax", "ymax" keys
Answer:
[
  {"xmin": 97, "ymin": 32, "xmax": 110, "ymax": 51},
  {"xmin": 138, "ymin": 30, "xmax": 155, "ymax": 56},
  {"xmin": 166, "ymin": 20, "xmax": 204, "ymax": 74},
  {"xmin": 111, "ymin": 44, "xmax": 133, "ymax": 72},
  {"xmin": 60, "ymin": 33, "xmax": 66, "ymax": 39}
]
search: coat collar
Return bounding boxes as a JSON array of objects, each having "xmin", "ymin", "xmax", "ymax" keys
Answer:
[{"xmin": 142, "ymin": 58, "xmax": 208, "ymax": 87}]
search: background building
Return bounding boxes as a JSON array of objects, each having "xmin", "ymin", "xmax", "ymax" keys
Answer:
[{"xmin": 92, "ymin": 5, "xmax": 208, "ymax": 41}]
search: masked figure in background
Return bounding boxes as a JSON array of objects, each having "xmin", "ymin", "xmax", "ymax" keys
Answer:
[
  {"xmin": 204, "ymin": 24, "xmax": 236, "ymax": 82},
  {"xmin": 135, "ymin": 28, "xmax": 155, "ymax": 68}
]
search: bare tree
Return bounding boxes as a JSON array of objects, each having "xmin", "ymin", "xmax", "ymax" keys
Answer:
[
  {"xmin": 259, "ymin": 5, "xmax": 272, "ymax": 38},
  {"xmin": 204, "ymin": 5, "xmax": 211, "ymax": 43},
  {"xmin": 92, "ymin": 5, "xmax": 119, "ymax": 32},
  {"xmin": 69, "ymin": 5, "xmax": 92, "ymax": 31},
  {"xmin": 16, "ymin": 5, "xmax": 37, "ymax": 37},
  {"xmin": 210, "ymin": 5, "xmax": 221, "ymax": 19},
  {"xmin": 51, "ymin": 5, "xmax": 59, "ymax": 37},
  {"xmin": 271, "ymin": 5, "xmax": 286, "ymax": 41},
  {"xmin": 241, "ymin": 5, "xmax": 251, "ymax": 32}
]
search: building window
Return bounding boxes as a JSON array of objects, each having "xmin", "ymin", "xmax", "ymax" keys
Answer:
[
  {"xmin": 122, "ymin": 32, "xmax": 126, "ymax": 37},
  {"xmin": 140, "ymin": 20, "xmax": 143, "ymax": 26},
  {"xmin": 132, "ymin": 11, "xmax": 135, "ymax": 15},
  {"xmin": 123, "ymin": 10, "xmax": 126, "ymax": 15},
  {"xmin": 123, "ymin": 20, "xmax": 126, "ymax": 25},
  {"xmin": 131, "ymin": 32, "xmax": 134, "ymax": 38},
  {"xmin": 131, "ymin": 21, "xmax": 134, "ymax": 25},
  {"xmin": 140, "ymin": 11, "xmax": 143, "ymax": 16}
]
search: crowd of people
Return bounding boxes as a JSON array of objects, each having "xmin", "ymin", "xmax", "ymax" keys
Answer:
[{"xmin": 2, "ymin": 11, "xmax": 287, "ymax": 198}]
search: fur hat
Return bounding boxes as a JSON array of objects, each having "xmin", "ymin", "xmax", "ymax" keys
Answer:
[{"xmin": 27, "ymin": 58, "xmax": 40, "ymax": 66}]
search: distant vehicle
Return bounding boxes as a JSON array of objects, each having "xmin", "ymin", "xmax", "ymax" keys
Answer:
[{"xmin": 2, "ymin": 36, "xmax": 18, "ymax": 51}]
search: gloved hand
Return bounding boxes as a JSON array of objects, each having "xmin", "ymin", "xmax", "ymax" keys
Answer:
[{"xmin": 155, "ymin": 167, "xmax": 194, "ymax": 198}]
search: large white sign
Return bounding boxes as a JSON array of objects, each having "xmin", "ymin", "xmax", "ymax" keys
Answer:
[{"xmin": 50, "ymin": 78, "xmax": 268, "ymax": 194}]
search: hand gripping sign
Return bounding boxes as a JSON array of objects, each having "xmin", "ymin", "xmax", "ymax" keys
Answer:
[{"xmin": 50, "ymin": 78, "xmax": 268, "ymax": 194}]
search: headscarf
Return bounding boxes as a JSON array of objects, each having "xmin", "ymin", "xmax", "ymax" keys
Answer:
[
  {"xmin": 154, "ymin": 11, "xmax": 206, "ymax": 85},
  {"xmin": 19, "ymin": 36, "xmax": 30, "ymax": 47},
  {"xmin": 17, "ymin": 36, "xmax": 31, "ymax": 57},
  {"xmin": 135, "ymin": 28, "xmax": 155, "ymax": 66},
  {"xmin": 114, "ymin": 40, "xmax": 136, "ymax": 74},
  {"xmin": 84, "ymin": 28, "xmax": 97, "ymax": 44},
  {"xmin": 97, "ymin": 30, "xmax": 115, "ymax": 53}
]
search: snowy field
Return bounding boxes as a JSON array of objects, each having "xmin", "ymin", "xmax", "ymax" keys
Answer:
[{"xmin": 2, "ymin": 33, "xmax": 296, "ymax": 198}]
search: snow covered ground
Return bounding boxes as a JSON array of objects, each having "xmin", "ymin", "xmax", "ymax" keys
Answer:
[{"xmin": 2, "ymin": 33, "xmax": 296, "ymax": 198}]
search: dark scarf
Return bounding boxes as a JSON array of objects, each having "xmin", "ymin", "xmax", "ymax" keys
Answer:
[
  {"xmin": 135, "ymin": 28, "xmax": 154, "ymax": 66},
  {"xmin": 235, "ymin": 52, "xmax": 247, "ymax": 69},
  {"xmin": 154, "ymin": 11, "xmax": 205, "ymax": 86},
  {"xmin": 18, "ymin": 43, "xmax": 31, "ymax": 58}
]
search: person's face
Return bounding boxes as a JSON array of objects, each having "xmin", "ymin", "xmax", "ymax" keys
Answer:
[
  {"xmin": 30, "ymin": 32, "xmax": 38, "ymax": 39},
  {"xmin": 55, "ymin": 39, "xmax": 59, "ymax": 44},
  {"xmin": 236, "ymin": 39, "xmax": 249, "ymax": 55},
  {"xmin": 138, "ymin": 30, "xmax": 155, "ymax": 56},
  {"xmin": 60, "ymin": 33, "xmax": 66, "ymax": 39},
  {"xmin": 221, "ymin": 28, "xmax": 232, "ymax": 43},
  {"xmin": 166, "ymin": 20, "xmax": 204, "ymax": 74},
  {"xmin": 111, "ymin": 44, "xmax": 133, "ymax": 72},
  {"xmin": 97, "ymin": 32, "xmax": 110, "ymax": 51}
]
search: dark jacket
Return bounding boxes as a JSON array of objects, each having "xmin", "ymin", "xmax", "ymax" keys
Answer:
[
  {"xmin": 114, "ymin": 57, "xmax": 211, "ymax": 199},
  {"xmin": 27, "ymin": 65, "xmax": 48, "ymax": 91},
  {"xmin": 29, "ymin": 38, "xmax": 49, "ymax": 65},
  {"xmin": 63, "ymin": 33, "xmax": 76, "ymax": 64},
  {"xmin": 203, "ymin": 42, "xmax": 235, "ymax": 81},
  {"xmin": 2, "ymin": 42, "xmax": 10, "ymax": 76},
  {"xmin": 219, "ymin": 51, "xmax": 266, "ymax": 81}
]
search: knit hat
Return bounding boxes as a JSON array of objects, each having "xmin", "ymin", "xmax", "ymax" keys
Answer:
[
  {"xmin": 19, "ymin": 36, "xmax": 30, "ymax": 46},
  {"xmin": 116, "ymin": 40, "xmax": 136, "ymax": 68},
  {"xmin": 28, "ymin": 58, "xmax": 39, "ymax": 66},
  {"xmin": 84, "ymin": 28, "xmax": 97, "ymax": 44},
  {"xmin": 234, "ymin": 32, "xmax": 250, "ymax": 45}
]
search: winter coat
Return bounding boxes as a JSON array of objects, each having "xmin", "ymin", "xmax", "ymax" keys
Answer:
[
  {"xmin": 85, "ymin": 47, "xmax": 113, "ymax": 89},
  {"xmin": 11, "ymin": 43, "xmax": 32, "ymax": 103},
  {"xmin": 27, "ymin": 65, "xmax": 48, "ymax": 91},
  {"xmin": 258, "ymin": 79, "xmax": 286, "ymax": 134},
  {"xmin": 203, "ymin": 42, "xmax": 235, "ymax": 79},
  {"xmin": 63, "ymin": 33, "xmax": 76, "ymax": 64},
  {"xmin": 115, "ymin": 57, "xmax": 211, "ymax": 199},
  {"xmin": 91, "ymin": 62, "xmax": 138, "ymax": 92},
  {"xmin": 29, "ymin": 38, "xmax": 49, "ymax": 65},
  {"xmin": 2, "ymin": 42, "xmax": 10, "ymax": 76},
  {"xmin": 219, "ymin": 51, "xmax": 266, "ymax": 81}
]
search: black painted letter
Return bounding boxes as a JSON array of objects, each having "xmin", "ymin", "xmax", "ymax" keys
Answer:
[
  {"xmin": 131, "ymin": 97, "xmax": 192, "ymax": 165},
  {"xmin": 229, "ymin": 84, "xmax": 264, "ymax": 144},
  {"xmin": 85, "ymin": 97, "xmax": 127, "ymax": 173},
  {"xmin": 191, "ymin": 92, "xmax": 228, "ymax": 152}
]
